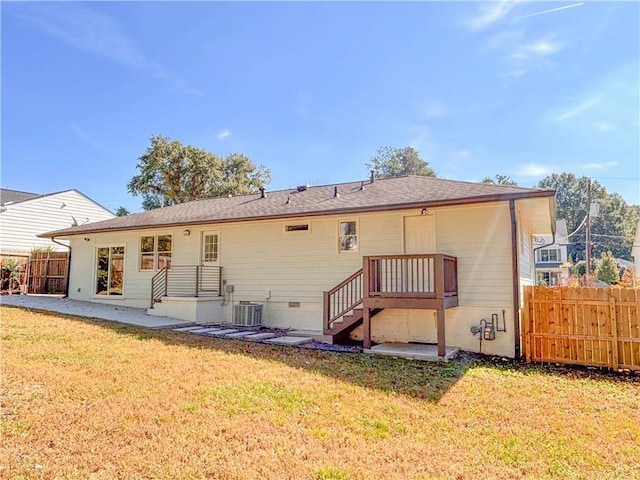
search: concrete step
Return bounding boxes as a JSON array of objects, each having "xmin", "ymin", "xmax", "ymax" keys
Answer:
[
  {"xmin": 264, "ymin": 336, "xmax": 312, "ymax": 346},
  {"xmin": 243, "ymin": 332, "xmax": 278, "ymax": 341},
  {"xmin": 205, "ymin": 328, "xmax": 240, "ymax": 337}
]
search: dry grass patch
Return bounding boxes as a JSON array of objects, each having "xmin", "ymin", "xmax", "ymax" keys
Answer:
[{"xmin": 2, "ymin": 306, "xmax": 639, "ymax": 479}]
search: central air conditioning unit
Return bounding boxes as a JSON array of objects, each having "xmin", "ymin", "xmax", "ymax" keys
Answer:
[{"xmin": 233, "ymin": 303, "xmax": 263, "ymax": 326}]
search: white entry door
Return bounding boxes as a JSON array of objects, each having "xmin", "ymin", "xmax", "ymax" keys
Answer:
[
  {"xmin": 404, "ymin": 215, "xmax": 436, "ymax": 254},
  {"xmin": 201, "ymin": 231, "xmax": 220, "ymax": 266},
  {"xmin": 404, "ymin": 215, "xmax": 437, "ymax": 343}
]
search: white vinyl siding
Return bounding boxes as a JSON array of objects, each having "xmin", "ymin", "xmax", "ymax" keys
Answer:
[
  {"xmin": 66, "ymin": 197, "xmax": 554, "ymax": 357},
  {"xmin": 0, "ymin": 190, "xmax": 114, "ymax": 255}
]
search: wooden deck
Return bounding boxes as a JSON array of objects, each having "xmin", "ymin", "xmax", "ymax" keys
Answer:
[{"xmin": 324, "ymin": 254, "xmax": 458, "ymax": 357}]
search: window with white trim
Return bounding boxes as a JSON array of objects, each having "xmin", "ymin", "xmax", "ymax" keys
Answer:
[
  {"xmin": 538, "ymin": 271, "xmax": 560, "ymax": 286},
  {"xmin": 538, "ymin": 248, "xmax": 560, "ymax": 262},
  {"xmin": 339, "ymin": 220, "xmax": 358, "ymax": 252},
  {"xmin": 140, "ymin": 234, "xmax": 172, "ymax": 270}
]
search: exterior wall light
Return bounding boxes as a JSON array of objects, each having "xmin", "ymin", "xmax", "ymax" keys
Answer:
[{"xmin": 183, "ymin": 229, "xmax": 190, "ymax": 236}]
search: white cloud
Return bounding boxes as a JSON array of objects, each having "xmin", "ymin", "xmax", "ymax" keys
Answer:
[
  {"xmin": 217, "ymin": 129, "xmax": 231, "ymax": 140},
  {"xmin": 516, "ymin": 3, "xmax": 584, "ymax": 20},
  {"xmin": 21, "ymin": 5, "xmax": 148, "ymax": 69},
  {"xmin": 20, "ymin": 4, "xmax": 200, "ymax": 94},
  {"xmin": 556, "ymin": 96, "xmax": 601, "ymax": 121},
  {"xmin": 593, "ymin": 122, "xmax": 615, "ymax": 132},
  {"xmin": 512, "ymin": 39, "xmax": 562, "ymax": 59},
  {"xmin": 518, "ymin": 163, "xmax": 552, "ymax": 177},
  {"xmin": 466, "ymin": 0, "xmax": 521, "ymax": 32},
  {"xmin": 583, "ymin": 161, "xmax": 619, "ymax": 170}
]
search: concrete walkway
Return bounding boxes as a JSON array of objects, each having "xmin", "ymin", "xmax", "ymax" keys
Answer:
[
  {"xmin": 0, "ymin": 294, "xmax": 192, "ymax": 328},
  {"xmin": 0, "ymin": 294, "xmax": 316, "ymax": 347},
  {"xmin": 2, "ymin": 295, "xmax": 455, "ymax": 360}
]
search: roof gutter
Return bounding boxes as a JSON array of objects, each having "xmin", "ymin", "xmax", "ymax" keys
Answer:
[
  {"xmin": 51, "ymin": 237, "xmax": 71, "ymax": 298},
  {"xmin": 511, "ymin": 193, "xmax": 557, "ymax": 359},
  {"xmin": 40, "ymin": 190, "xmax": 557, "ymax": 239}
]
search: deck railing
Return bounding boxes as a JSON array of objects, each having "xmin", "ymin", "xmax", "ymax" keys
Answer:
[
  {"xmin": 323, "ymin": 268, "xmax": 363, "ymax": 332},
  {"xmin": 366, "ymin": 254, "xmax": 458, "ymax": 298},
  {"xmin": 150, "ymin": 265, "xmax": 223, "ymax": 308},
  {"xmin": 323, "ymin": 254, "xmax": 458, "ymax": 335}
]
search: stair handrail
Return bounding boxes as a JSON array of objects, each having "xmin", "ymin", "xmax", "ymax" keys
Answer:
[
  {"xmin": 323, "ymin": 268, "xmax": 363, "ymax": 332},
  {"xmin": 150, "ymin": 267, "xmax": 169, "ymax": 308}
]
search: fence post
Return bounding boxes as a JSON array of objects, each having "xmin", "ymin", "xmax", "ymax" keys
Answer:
[
  {"xmin": 43, "ymin": 254, "xmax": 50, "ymax": 294},
  {"xmin": 609, "ymin": 294, "xmax": 618, "ymax": 370},
  {"xmin": 525, "ymin": 286, "xmax": 534, "ymax": 362}
]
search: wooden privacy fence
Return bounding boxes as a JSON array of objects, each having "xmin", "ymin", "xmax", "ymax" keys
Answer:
[
  {"xmin": 522, "ymin": 286, "xmax": 640, "ymax": 370},
  {"xmin": 28, "ymin": 252, "xmax": 69, "ymax": 294}
]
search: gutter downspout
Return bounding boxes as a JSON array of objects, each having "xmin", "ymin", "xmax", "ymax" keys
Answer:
[
  {"xmin": 51, "ymin": 237, "xmax": 71, "ymax": 298},
  {"xmin": 511, "ymin": 198, "xmax": 557, "ymax": 359},
  {"xmin": 509, "ymin": 200, "xmax": 521, "ymax": 359}
]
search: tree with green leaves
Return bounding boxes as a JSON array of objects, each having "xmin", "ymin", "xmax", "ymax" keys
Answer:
[
  {"xmin": 128, "ymin": 135, "xmax": 271, "ymax": 210},
  {"xmin": 115, "ymin": 206, "xmax": 130, "ymax": 216},
  {"xmin": 481, "ymin": 174, "xmax": 518, "ymax": 186},
  {"xmin": 538, "ymin": 173, "xmax": 639, "ymax": 261},
  {"xmin": 595, "ymin": 251, "xmax": 620, "ymax": 285},
  {"xmin": 367, "ymin": 146, "xmax": 436, "ymax": 178}
]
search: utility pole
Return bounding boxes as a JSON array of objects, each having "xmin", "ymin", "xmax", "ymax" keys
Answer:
[{"xmin": 585, "ymin": 178, "xmax": 591, "ymax": 285}]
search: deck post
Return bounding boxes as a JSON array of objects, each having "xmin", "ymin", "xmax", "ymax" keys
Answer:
[
  {"xmin": 363, "ymin": 307, "xmax": 372, "ymax": 349},
  {"xmin": 323, "ymin": 291, "xmax": 330, "ymax": 333},
  {"xmin": 436, "ymin": 309, "xmax": 446, "ymax": 358}
]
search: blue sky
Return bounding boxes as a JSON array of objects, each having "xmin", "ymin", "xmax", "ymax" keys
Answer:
[{"xmin": 2, "ymin": 1, "xmax": 639, "ymax": 213}]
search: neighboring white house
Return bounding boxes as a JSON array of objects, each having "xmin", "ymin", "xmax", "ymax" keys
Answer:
[
  {"xmin": 533, "ymin": 219, "xmax": 570, "ymax": 286},
  {"xmin": 632, "ymin": 220, "xmax": 640, "ymax": 275},
  {"xmin": 0, "ymin": 188, "xmax": 115, "ymax": 257},
  {"xmin": 42, "ymin": 176, "xmax": 556, "ymax": 358}
]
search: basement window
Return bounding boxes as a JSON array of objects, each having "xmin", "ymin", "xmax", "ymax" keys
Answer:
[{"xmin": 285, "ymin": 224, "xmax": 310, "ymax": 232}]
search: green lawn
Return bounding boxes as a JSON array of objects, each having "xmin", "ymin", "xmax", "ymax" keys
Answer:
[{"xmin": 2, "ymin": 306, "xmax": 639, "ymax": 479}]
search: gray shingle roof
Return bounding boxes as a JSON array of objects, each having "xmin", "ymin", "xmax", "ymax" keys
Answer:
[
  {"xmin": 1, "ymin": 188, "xmax": 41, "ymax": 206},
  {"xmin": 41, "ymin": 175, "xmax": 555, "ymax": 238}
]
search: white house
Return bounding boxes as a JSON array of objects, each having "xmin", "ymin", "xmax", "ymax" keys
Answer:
[
  {"xmin": 632, "ymin": 220, "xmax": 640, "ymax": 276},
  {"xmin": 533, "ymin": 219, "xmax": 570, "ymax": 286},
  {"xmin": 0, "ymin": 188, "xmax": 115, "ymax": 257},
  {"xmin": 42, "ymin": 175, "xmax": 556, "ymax": 358}
]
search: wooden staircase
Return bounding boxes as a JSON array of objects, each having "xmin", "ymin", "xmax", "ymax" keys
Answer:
[
  {"xmin": 325, "ymin": 307, "xmax": 383, "ymax": 342},
  {"xmin": 323, "ymin": 254, "xmax": 458, "ymax": 350}
]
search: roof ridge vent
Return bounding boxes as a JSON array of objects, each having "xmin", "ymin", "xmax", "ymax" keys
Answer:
[{"xmin": 296, "ymin": 184, "xmax": 309, "ymax": 192}]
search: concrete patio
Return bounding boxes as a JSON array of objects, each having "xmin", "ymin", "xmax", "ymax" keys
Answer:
[
  {"xmin": 366, "ymin": 343, "xmax": 460, "ymax": 362},
  {"xmin": 2, "ymin": 295, "xmax": 460, "ymax": 361}
]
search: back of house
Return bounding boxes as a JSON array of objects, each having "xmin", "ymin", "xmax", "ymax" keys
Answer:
[{"xmin": 42, "ymin": 175, "xmax": 555, "ymax": 358}]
